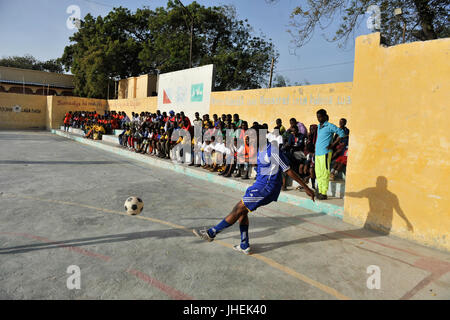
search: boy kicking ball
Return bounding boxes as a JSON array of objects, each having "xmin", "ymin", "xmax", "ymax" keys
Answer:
[{"xmin": 193, "ymin": 137, "xmax": 315, "ymax": 255}]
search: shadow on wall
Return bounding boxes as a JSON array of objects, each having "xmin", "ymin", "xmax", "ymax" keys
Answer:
[{"xmin": 346, "ymin": 176, "xmax": 414, "ymax": 235}]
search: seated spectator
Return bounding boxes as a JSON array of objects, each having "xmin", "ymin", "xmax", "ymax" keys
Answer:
[
  {"xmin": 137, "ymin": 126, "xmax": 150, "ymax": 154},
  {"xmin": 221, "ymin": 137, "xmax": 238, "ymax": 177},
  {"xmin": 84, "ymin": 121, "xmax": 94, "ymax": 139},
  {"xmin": 201, "ymin": 138, "xmax": 214, "ymax": 169},
  {"xmin": 282, "ymin": 125, "xmax": 305, "ymax": 164},
  {"xmin": 128, "ymin": 128, "xmax": 136, "ymax": 150},
  {"xmin": 118, "ymin": 125, "xmax": 128, "ymax": 147},
  {"xmin": 235, "ymin": 135, "xmax": 254, "ymax": 179},
  {"xmin": 330, "ymin": 146, "xmax": 348, "ymax": 181},
  {"xmin": 150, "ymin": 128, "xmax": 160, "ymax": 156},
  {"xmin": 156, "ymin": 129, "xmax": 167, "ymax": 158},
  {"xmin": 93, "ymin": 121, "xmax": 105, "ymax": 140},
  {"xmin": 225, "ymin": 114, "xmax": 232, "ymax": 126},
  {"xmin": 233, "ymin": 113, "xmax": 242, "ymax": 129},
  {"xmin": 274, "ymin": 118, "xmax": 286, "ymax": 135},
  {"xmin": 213, "ymin": 114, "xmax": 221, "ymax": 129},
  {"xmin": 331, "ymin": 118, "xmax": 350, "ymax": 162},
  {"xmin": 193, "ymin": 112, "xmax": 202, "ymax": 128},
  {"xmin": 133, "ymin": 126, "xmax": 143, "ymax": 152}
]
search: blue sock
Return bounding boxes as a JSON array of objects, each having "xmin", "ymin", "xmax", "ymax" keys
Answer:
[
  {"xmin": 208, "ymin": 219, "xmax": 231, "ymax": 238},
  {"xmin": 240, "ymin": 224, "xmax": 249, "ymax": 249}
]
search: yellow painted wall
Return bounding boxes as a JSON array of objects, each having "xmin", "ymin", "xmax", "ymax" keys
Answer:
[
  {"xmin": 129, "ymin": 77, "xmax": 136, "ymax": 99},
  {"xmin": 0, "ymin": 92, "xmax": 47, "ymax": 129},
  {"xmin": 136, "ymin": 75, "xmax": 148, "ymax": 98},
  {"xmin": 344, "ymin": 33, "xmax": 450, "ymax": 251},
  {"xmin": 118, "ymin": 79, "xmax": 128, "ymax": 99},
  {"xmin": 210, "ymin": 83, "xmax": 352, "ymax": 130},
  {"xmin": 47, "ymin": 96, "xmax": 107, "ymax": 129},
  {"xmin": 107, "ymin": 96, "xmax": 157, "ymax": 115}
]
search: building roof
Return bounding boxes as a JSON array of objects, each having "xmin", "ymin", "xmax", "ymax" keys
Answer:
[{"xmin": 0, "ymin": 66, "xmax": 74, "ymax": 89}]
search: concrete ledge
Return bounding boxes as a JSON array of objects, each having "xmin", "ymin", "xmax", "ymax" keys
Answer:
[
  {"xmin": 51, "ymin": 129, "xmax": 344, "ymax": 219},
  {"xmin": 290, "ymin": 179, "xmax": 345, "ymax": 199},
  {"xmin": 59, "ymin": 126, "xmax": 84, "ymax": 135},
  {"xmin": 102, "ymin": 135, "xmax": 119, "ymax": 145}
]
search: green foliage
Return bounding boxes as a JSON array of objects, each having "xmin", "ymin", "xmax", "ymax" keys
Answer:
[
  {"xmin": 273, "ymin": 74, "xmax": 289, "ymax": 87},
  {"xmin": 61, "ymin": 1, "xmax": 278, "ymax": 98},
  {"xmin": 0, "ymin": 54, "xmax": 64, "ymax": 73},
  {"xmin": 272, "ymin": 74, "xmax": 310, "ymax": 87},
  {"xmin": 267, "ymin": 0, "xmax": 449, "ymax": 48}
]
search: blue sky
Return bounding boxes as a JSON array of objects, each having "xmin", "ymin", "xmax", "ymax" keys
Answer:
[{"xmin": 0, "ymin": 0, "xmax": 374, "ymax": 85}]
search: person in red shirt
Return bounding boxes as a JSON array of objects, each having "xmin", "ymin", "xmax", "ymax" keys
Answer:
[
  {"xmin": 111, "ymin": 117, "xmax": 118, "ymax": 130},
  {"xmin": 63, "ymin": 112, "xmax": 72, "ymax": 132},
  {"xmin": 241, "ymin": 135, "xmax": 256, "ymax": 179}
]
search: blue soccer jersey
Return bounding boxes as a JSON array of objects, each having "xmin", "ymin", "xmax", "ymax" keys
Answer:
[{"xmin": 242, "ymin": 142, "xmax": 291, "ymax": 212}]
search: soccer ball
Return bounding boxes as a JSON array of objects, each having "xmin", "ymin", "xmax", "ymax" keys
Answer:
[{"xmin": 124, "ymin": 196, "xmax": 144, "ymax": 215}]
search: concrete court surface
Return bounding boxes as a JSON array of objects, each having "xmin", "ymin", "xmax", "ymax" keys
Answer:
[{"xmin": 0, "ymin": 130, "xmax": 449, "ymax": 300}]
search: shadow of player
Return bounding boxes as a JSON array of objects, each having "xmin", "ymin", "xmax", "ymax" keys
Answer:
[
  {"xmin": 251, "ymin": 176, "xmax": 413, "ymax": 254},
  {"xmin": 346, "ymin": 176, "xmax": 413, "ymax": 234}
]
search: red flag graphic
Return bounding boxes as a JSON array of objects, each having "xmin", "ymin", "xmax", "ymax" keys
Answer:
[{"xmin": 163, "ymin": 90, "xmax": 171, "ymax": 104}]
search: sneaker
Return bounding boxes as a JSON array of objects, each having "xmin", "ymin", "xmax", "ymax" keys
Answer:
[
  {"xmin": 192, "ymin": 229, "xmax": 214, "ymax": 242},
  {"xmin": 317, "ymin": 193, "xmax": 328, "ymax": 200},
  {"xmin": 233, "ymin": 244, "xmax": 251, "ymax": 255}
]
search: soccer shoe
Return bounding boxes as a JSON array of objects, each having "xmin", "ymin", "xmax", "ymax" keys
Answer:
[
  {"xmin": 317, "ymin": 193, "xmax": 328, "ymax": 200},
  {"xmin": 233, "ymin": 244, "xmax": 251, "ymax": 255},
  {"xmin": 193, "ymin": 229, "xmax": 214, "ymax": 242}
]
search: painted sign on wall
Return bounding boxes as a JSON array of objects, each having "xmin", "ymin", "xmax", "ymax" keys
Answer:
[{"xmin": 157, "ymin": 64, "xmax": 214, "ymax": 120}]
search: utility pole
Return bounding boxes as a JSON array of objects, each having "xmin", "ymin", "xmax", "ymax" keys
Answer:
[
  {"xmin": 268, "ymin": 57, "xmax": 275, "ymax": 88},
  {"xmin": 176, "ymin": 0, "xmax": 194, "ymax": 68},
  {"xmin": 394, "ymin": 8, "xmax": 406, "ymax": 43}
]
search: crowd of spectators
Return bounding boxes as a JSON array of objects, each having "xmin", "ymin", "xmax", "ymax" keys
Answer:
[{"xmin": 62, "ymin": 109, "xmax": 350, "ymax": 192}]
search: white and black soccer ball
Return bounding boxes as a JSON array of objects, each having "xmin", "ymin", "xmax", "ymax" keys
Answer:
[{"xmin": 124, "ymin": 196, "xmax": 144, "ymax": 215}]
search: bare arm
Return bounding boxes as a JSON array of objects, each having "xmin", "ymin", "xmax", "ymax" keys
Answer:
[
  {"xmin": 393, "ymin": 196, "xmax": 414, "ymax": 232},
  {"xmin": 286, "ymin": 168, "xmax": 315, "ymax": 202}
]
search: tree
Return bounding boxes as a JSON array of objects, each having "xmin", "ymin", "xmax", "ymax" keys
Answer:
[
  {"xmin": 273, "ymin": 74, "xmax": 289, "ymax": 87},
  {"xmin": 61, "ymin": 1, "xmax": 278, "ymax": 98},
  {"xmin": 0, "ymin": 54, "xmax": 64, "ymax": 73},
  {"xmin": 272, "ymin": 74, "xmax": 310, "ymax": 87},
  {"xmin": 266, "ymin": 0, "xmax": 449, "ymax": 47},
  {"xmin": 61, "ymin": 7, "xmax": 147, "ymax": 98}
]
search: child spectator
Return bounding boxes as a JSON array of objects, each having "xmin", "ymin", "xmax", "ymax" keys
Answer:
[{"xmin": 330, "ymin": 146, "xmax": 348, "ymax": 181}]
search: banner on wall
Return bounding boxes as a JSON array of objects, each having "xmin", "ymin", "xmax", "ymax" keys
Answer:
[{"xmin": 157, "ymin": 64, "xmax": 215, "ymax": 121}]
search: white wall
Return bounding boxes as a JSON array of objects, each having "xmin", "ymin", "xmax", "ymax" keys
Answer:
[{"xmin": 157, "ymin": 64, "xmax": 214, "ymax": 121}]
